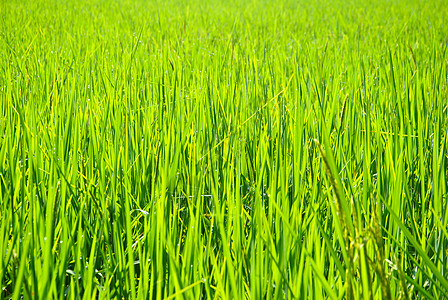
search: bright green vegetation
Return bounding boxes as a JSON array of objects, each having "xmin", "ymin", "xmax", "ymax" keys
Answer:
[{"xmin": 1, "ymin": 0, "xmax": 448, "ymax": 298}]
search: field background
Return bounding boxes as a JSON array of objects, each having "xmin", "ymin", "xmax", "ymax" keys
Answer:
[{"xmin": 1, "ymin": 0, "xmax": 448, "ymax": 298}]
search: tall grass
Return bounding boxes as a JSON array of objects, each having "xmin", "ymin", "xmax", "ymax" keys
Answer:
[{"xmin": 1, "ymin": 0, "xmax": 448, "ymax": 298}]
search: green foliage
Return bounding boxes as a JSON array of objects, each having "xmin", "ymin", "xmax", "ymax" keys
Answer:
[{"xmin": 1, "ymin": 0, "xmax": 448, "ymax": 298}]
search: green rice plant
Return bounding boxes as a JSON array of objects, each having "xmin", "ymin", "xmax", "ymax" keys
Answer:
[{"xmin": 1, "ymin": 0, "xmax": 448, "ymax": 298}]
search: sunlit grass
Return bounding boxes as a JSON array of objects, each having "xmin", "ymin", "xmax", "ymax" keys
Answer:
[{"xmin": 1, "ymin": 0, "xmax": 448, "ymax": 298}]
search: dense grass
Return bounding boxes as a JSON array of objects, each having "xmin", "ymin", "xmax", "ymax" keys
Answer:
[{"xmin": 1, "ymin": 0, "xmax": 448, "ymax": 298}]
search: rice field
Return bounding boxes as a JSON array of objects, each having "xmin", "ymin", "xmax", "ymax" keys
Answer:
[{"xmin": 1, "ymin": 0, "xmax": 448, "ymax": 298}]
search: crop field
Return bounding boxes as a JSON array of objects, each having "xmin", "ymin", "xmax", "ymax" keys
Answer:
[{"xmin": 1, "ymin": 0, "xmax": 448, "ymax": 298}]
